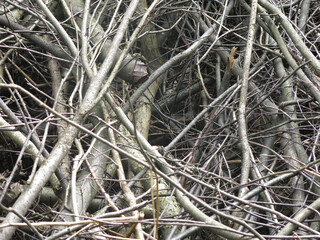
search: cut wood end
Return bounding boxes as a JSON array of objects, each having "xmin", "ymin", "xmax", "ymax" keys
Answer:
[{"xmin": 132, "ymin": 61, "xmax": 148, "ymax": 83}]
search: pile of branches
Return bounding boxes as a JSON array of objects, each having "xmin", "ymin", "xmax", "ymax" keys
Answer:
[{"xmin": 0, "ymin": 0, "xmax": 320, "ymax": 239}]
